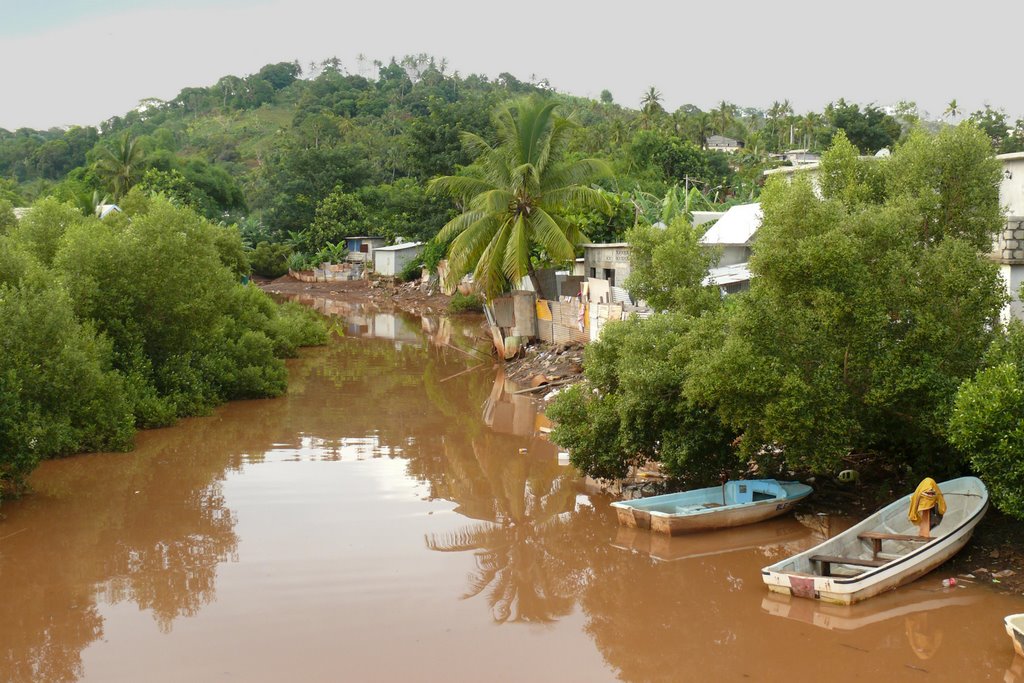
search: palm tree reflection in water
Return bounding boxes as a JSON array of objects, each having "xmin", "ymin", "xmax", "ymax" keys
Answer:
[{"xmin": 425, "ymin": 434, "xmax": 578, "ymax": 624}]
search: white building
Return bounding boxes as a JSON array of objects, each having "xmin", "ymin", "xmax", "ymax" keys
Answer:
[
  {"xmin": 372, "ymin": 242, "xmax": 424, "ymax": 277},
  {"xmin": 997, "ymin": 152, "xmax": 1024, "ymax": 322},
  {"xmin": 700, "ymin": 203, "xmax": 762, "ymax": 294}
]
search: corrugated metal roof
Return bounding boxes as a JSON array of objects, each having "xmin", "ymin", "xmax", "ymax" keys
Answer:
[
  {"xmin": 704, "ymin": 263, "xmax": 751, "ymax": 286},
  {"xmin": 699, "ymin": 203, "xmax": 761, "ymax": 246},
  {"xmin": 374, "ymin": 242, "xmax": 423, "ymax": 252}
]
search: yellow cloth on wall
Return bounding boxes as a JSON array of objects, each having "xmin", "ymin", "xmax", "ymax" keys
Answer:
[{"xmin": 908, "ymin": 477, "xmax": 947, "ymax": 523}]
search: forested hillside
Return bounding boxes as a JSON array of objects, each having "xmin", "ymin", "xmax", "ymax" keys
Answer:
[{"xmin": 5, "ymin": 55, "xmax": 1021, "ymax": 274}]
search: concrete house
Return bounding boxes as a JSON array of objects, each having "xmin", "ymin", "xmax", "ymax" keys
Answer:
[
  {"xmin": 373, "ymin": 242, "xmax": 424, "ymax": 277},
  {"xmin": 700, "ymin": 203, "xmax": 762, "ymax": 294},
  {"xmin": 582, "ymin": 243, "xmax": 631, "ymax": 289}
]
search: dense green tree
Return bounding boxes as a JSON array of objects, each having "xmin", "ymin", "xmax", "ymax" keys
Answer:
[
  {"xmin": 307, "ymin": 185, "xmax": 367, "ymax": 251},
  {"xmin": 622, "ymin": 216, "xmax": 719, "ymax": 315},
  {"xmin": 688, "ymin": 161, "xmax": 1004, "ymax": 474},
  {"xmin": 549, "ymin": 313, "xmax": 737, "ymax": 482},
  {"xmin": 429, "ymin": 96, "xmax": 611, "ymax": 298},
  {"xmin": 55, "ymin": 196, "xmax": 323, "ymax": 426},
  {"xmin": 886, "ymin": 124, "xmax": 1004, "ymax": 250},
  {"xmin": 823, "ymin": 100, "xmax": 901, "ymax": 154},
  {"xmin": 0, "ymin": 260, "xmax": 134, "ymax": 496},
  {"xmin": 6, "ymin": 197, "xmax": 83, "ymax": 266},
  {"xmin": 949, "ymin": 321, "xmax": 1024, "ymax": 517},
  {"xmin": 969, "ymin": 105, "xmax": 1024, "ymax": 154},
  {"xmin": 262, "ymin": 142, "xmax": 374, "ymax": 236}
]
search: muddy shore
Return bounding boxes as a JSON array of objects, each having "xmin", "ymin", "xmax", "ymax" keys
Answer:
[{"xmin": 261, "ymin": 273, "xmax": 1024, "ymax": 595}]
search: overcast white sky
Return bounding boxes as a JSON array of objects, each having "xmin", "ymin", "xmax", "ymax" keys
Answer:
[{"xmin": 2, "ymin": 0, "xmax": 1023, "ymax": 130}]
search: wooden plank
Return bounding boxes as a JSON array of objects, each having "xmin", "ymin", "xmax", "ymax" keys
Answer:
[
  {"xmin": 858, "ymin": 532, "xmax": 930, "ymax": 542},
  {"xmin": 811, "ymin": 554, "xmax": 888, "ymax": 577},
  {"xmin": 492, "ymin": 296, "xmax": 515, "ymax": 327},
  {"xmin": 858, "ymin": 531, "xmax": 931, "ymax": 557}
]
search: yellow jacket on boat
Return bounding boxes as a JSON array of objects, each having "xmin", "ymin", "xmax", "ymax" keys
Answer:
[{"xmin": 908, "ymin": 478, "xmax": 947, "ymax": 522}]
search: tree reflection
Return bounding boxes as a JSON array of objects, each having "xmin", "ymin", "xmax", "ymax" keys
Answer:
[
  {"xmin": 0, "ymin": 408, "xmax": 242, "ymax": 682},
  {"xmin": 425, "ymin": 434, "xmax": 578, "ymax": 623}
]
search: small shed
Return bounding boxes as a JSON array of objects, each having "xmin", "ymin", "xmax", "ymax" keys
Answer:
[
  {"xmin": 373, "ymin": 242, "xmax": 424, "ymax": 277},
  {"xmin": 344, "ymin": 236, "xmax": 387, "ymax": 263}
]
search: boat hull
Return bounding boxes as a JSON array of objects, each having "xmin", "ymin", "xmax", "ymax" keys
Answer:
[
  {"xmin": 761, "ymin": 476, "xmax": 988, "ymax": 604},
  {"xmin": 612, "ymin": 480, "xmax": 812, "ymax": 536},
  {"xmin": 1006, "ymin": 614, "xmax": 1024, "ymax": 657}
]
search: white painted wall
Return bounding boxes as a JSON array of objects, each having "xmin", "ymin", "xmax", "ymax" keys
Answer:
[
  {"xmin": 999, "ymin": 154, "xmax": 1024, "ymax": 217},
  {"xmin": 1000, "ymin": 264, "xmax": 1024, "ymax": 325}
]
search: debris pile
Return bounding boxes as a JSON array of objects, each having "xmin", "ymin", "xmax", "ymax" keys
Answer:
[{"xmin": 502, "ymin": 341, "xmax": 586, "ymax": 399}]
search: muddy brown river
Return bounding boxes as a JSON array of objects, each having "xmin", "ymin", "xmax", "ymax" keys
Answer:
[{"xmin": 3, "ymin": 304, "xmax": 1024, "ymax": 682}]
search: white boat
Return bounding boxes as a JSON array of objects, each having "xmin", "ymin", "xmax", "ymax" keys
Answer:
[
  {"xmin": 611, "ymin": 479, "xmax": 813, "ymax": 535},
  {"xmin": 1006, "ymin": 614, "xmax": 1024, "ymax": 657},
  {"xmin": 761, "ymin": 476, "xmax": 988, "ymax": 605}
]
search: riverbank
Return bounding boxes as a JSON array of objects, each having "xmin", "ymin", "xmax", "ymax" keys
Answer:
[
  {"xmin": 256, "ymin": 273, "xmax": 456, "ymax": 318},
  {"xmin": 259, "ymin": 274, "xmax": 1024, "ymax": 596},
  {"xmin": 258, "ymin": 274, "xmax": 590, "ymax": 391}
]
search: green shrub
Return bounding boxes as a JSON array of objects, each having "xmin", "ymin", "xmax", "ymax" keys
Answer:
[
  {"xmin": 250, "ymin": 241, "xmax": 292, "ymax": 278},
  {"xmin": 211, "ymin": 223, "xmax": 251, "ymax": 278},
  {"xmin": 0, "ymin": 271, "xmax": 134, "ymax": 495},
  {"xmin": 448, "ymin": 292, "xmax": 483, "ymax": 313},
  {"xmin": 949, "ymin": 322, "xmax": 1024, "ymax": 517},
  {"xmin": 7, "ymin": 197, "xmax": 83, "ymax": 266},
  {"xmin": 0, "ymin": 195, "xmax": 327, "ymax": 499},
  {"xmin": 398, "ymin": 255, "xmax": 423, "ymax": 282},
  {"xmin": 0, "ymin": 199, "xmax": 15, "ymax": 236},
  {"xmin": 286, "ymin": 251, "xmax": 314, "ymax": 272},
  {"xmin": 54, "ymin": 196, "xmax": 326, "ymax": 425}
]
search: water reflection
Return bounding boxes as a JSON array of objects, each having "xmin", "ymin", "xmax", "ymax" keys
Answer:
[
  {"xmin": 0, "ymin": 422, "xmax": 241, "ymax": 682},
  {"xmin": 3, "ymin": 304, "xmax": 1023, "ymax": 682},
  {"xmin": 425, "ymin": 434, "xmax": 575, "ymax": 623}
]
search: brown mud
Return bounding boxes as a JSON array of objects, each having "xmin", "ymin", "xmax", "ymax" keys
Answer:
[{"xmin": 256, "ymin": 273, "xmax": 456, "ymax": 318}]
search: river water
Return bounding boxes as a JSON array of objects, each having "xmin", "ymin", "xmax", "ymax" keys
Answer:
[{"xmin": 3, "ymin": 303, "xmax": 1023, "ymax": 682}]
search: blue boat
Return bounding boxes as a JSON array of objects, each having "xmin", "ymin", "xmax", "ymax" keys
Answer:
[{"xmin": 611, "ymin": 479, "xmax": 813, "ymax": 536}]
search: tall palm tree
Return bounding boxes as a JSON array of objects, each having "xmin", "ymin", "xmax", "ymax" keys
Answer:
[
  {"xmin": 639, "ymin": 86, "xmax": 664, "ymax": 130},
  {"xmin": 429, "ymin": 97, "xmax": 611, "ymax": 299},
  {"xmin": 695, "ymin": 112, "xmax": 713, "ymax": 149},
  {"xmin": 94, "ymin": 133, "xmax": 145, "ymax": 200},
  {"xmin": 715, "ymin": 100, "xmax": 735, "ymax": 137},
  {"xmin": 944, "ymin": 99, "xmax": 961, "ymax": 120},
  {"xmin": 801, "ymin": 112, "xmax": 820, "ymax": 149}
]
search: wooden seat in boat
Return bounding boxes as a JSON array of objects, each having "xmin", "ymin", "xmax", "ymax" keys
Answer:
[
  {"xmin": 810, "ymin": 554, "xmax": 889, "ymax": 576},
  {"xmin": 857, "ymin": 531, "xmax": 931, "ymax": 558}
]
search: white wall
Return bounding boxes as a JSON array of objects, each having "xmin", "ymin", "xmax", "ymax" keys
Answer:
[
  {"xmin": 1000, "ymin": 156, "xmax": 1024, "ymax": 217},
  {"xmin": 1000, "ymin": 263, "xmax": 1024, "ymax": 325}
]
